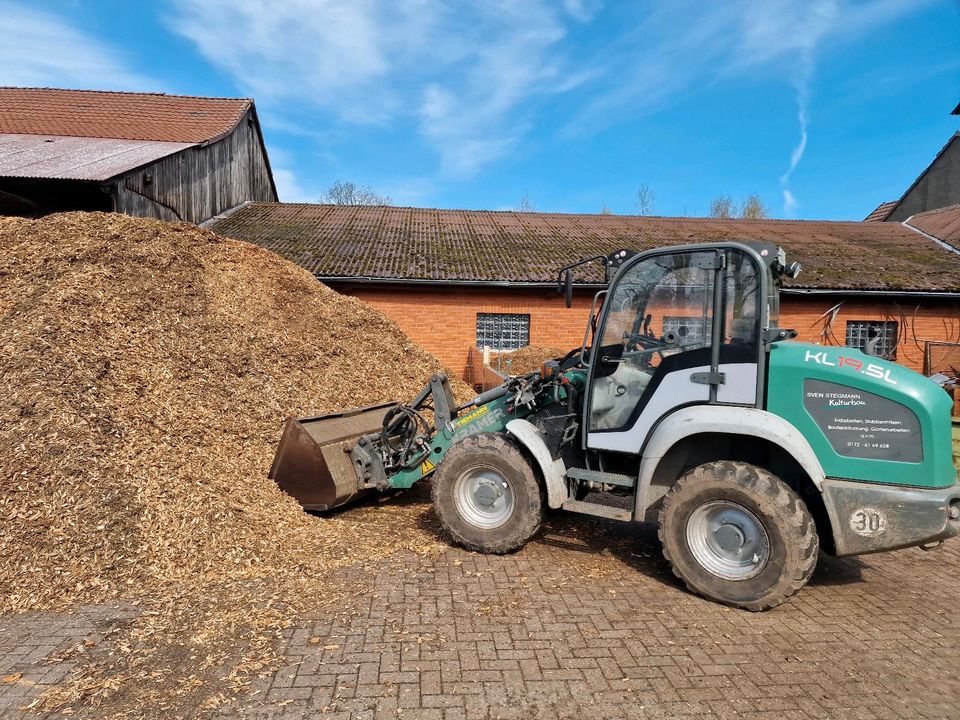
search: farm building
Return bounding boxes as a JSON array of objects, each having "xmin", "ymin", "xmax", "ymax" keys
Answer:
[
  {"xmin": 0, "ymin": 87, "xmax": 276, "ymax": 223},
  {"xmin": 865, "ymin": 105, "xmax": 960, "ymax": 223},
  {"xmin": 208, "ymin": 203, "xmax": 960, "ymax": 381}
]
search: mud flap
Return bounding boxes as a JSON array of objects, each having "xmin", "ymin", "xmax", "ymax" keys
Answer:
[{"xmin": 270, "ymin": 402, "xmax": 396, "ymax": 511}]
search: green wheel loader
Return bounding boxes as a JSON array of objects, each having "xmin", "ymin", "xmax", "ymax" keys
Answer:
[{"xmin": 271, "ymin": 242, "xmax": 960, "ymax": 610}]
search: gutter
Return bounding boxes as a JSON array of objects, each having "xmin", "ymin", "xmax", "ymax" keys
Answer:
[
  {"xmin": 780, "ymin": 288, "xmax": 960, "ymax": 300},
  {"xmin": 316, "ymin": 275, "xmax": 606, "ymax": 290},
  {"xmin": 318, "ymin": 275, "xmax": 960, "ymax": 299},
  {"xmin": 901, "ymin": 215, "xmax": 960, "ymax": 257}
]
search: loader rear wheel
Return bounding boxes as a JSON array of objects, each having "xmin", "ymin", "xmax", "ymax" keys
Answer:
[
  {"xmin": 432, "ymin": 433, "xmax": 543, "ymax": 554},
  {"xmin": 658, "ymin": 461, "xmax": 818, "ymax": 611}
]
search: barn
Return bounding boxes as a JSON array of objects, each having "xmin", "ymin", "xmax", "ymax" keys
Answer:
[
  {"xmin": 864, "ymin": 104, "xmax": 960, "ymax": 223},
  {"xmin": 0, "ymin": 87, "xmax": 276, "ymax": 223},
  {"xmin": 208, "ymin": 203, "xmax": 960, "ymax": 380}
]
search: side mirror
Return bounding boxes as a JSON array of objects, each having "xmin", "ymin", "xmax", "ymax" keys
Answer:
[{"xmin": 564, "ymin": 270, "xmax": 573, "ymax": 308}]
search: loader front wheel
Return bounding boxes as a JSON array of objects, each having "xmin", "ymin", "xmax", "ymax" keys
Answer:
[
  {"xmin": 432, "ymin": 433, "xmax": 543, "ymax": 554},
  {"xmin": 658, "ymin": 461, "xmax": 818, "ymax": 611}
]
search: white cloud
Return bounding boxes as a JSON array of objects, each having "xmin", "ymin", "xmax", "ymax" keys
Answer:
[
  {"xmin": 272, "ymin": 166, "xmax": 315, "ymax": 203},
  {"xmin": 166, "ymin": 0, "xmax": 927, "ymax": 191},
  {"xmin": 266, "ymin": 146, "xmax": 320, "ymax": 203},
  {"xmin": 563, "ymin": 0, "xmax": 924, "ymax": 215},
  {"xmin": 562, "ymin": 0, "xmax": 603, "ymax": 23},
  {"xmin": 168, "ymin": 0, "xmax": 585, "ymax": 178},
  {"xmin": 0, "ymin": 2, "xmax": 157, "ymax": 90},
  {"xmin": 416, "ymin": 3, "xmax": 583, "ymax": 177},
  {"xmin": 783, "ymin": 188, "xmax": 799, "ymax": 215},
  {"xmin": 169, "ymin": 0, "xmax": 413, "ymax": 124}
]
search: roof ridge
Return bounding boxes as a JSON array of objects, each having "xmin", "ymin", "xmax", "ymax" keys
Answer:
[
  {"xmin": 910, "ymin": 202, "xmax": 960, "ymax": 219},
  {"xmin": 250, "ymin": 201, "xmax": 869, "ymax": 225},
  {"xmin": 0, "ymin": 86, "xmax": 253, "ymax": 103}
]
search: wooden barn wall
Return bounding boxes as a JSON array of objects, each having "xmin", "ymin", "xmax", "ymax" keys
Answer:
[{"xmin": 114, "ymin": 110, "xmax": 275, "ymax": 224}]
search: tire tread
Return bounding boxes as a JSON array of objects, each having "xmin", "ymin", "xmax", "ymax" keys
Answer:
[{"xmin": 658, "ymin": 461, "xmax": 818, "ymax": 611}]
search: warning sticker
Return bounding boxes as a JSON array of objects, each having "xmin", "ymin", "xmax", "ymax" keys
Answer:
[
  {"xmin": 802, "ymin": 379, "xmax": 921, "ymax": 463},
  {"xmin": 419, "ymin": 458, "xmax": 436, "ymax": 476}
]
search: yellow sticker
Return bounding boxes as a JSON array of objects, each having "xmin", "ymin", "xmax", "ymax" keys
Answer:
[
  {"xmin": 420, "ymin": 458, "xmax": 436, "ymax": 476},
  {"xmin": 453, "ymin": 404, "xmax": 489, "ymax": 428}
]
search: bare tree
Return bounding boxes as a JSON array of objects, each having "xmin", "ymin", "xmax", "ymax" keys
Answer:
[
  {"xmin": 710, "ymin": 195, "xmax": 735, "ymax": 219},
  {"xmin": 599, "ymin": 205, "xmax": 614, "ymax": 215},
  {"xmin": 636, "ymin": 184, "xmax": 655, "ymax": 215},
  {"xmin": 323, "ymin": 180, "xmax": 392, "ymax": 206},
  {"xmin": 740, "ymin": 193, "xmax": 768, "ymax": 219},
  {"xmin": 516, "ymin": 193, "xmax": 537, "ymax": 212}
]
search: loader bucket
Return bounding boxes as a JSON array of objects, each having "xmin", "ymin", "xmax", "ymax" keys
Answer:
[{"xmin": 269, "ymin": 402, "xmax": 396, "ymax": 511}]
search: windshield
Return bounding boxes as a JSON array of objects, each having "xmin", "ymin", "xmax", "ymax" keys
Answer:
[
  {"xmin": 596, "ymin": 252, "xmax": 715, "ymax": 372},
  {"xmin": 587, "ymin": 248, "xmax": 761, "ymax": 434}
]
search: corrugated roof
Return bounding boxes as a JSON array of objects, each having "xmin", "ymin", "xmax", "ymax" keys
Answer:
[
  {"xmin": 0, "ymin": 87, "xmax": 251, "ymax": 144},
  {"xmin": 864, "ymin": 200, "xmax": 896, "ymax": 222},
  {"xmin": 0, "ymin": 134, "xmax": 193, "ymax": 180},
  {"xmin": 208, "ymin": 203, "xmax": 960, "ymax": 292},
  {"xmin": 907, "ymin": 204, "xmax": 960, "ymax": 248}
]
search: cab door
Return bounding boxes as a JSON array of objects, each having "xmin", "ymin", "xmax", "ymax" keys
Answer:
[{"xmin": 585, "ymin": 247, "xmax": 761, "ymax": 454}]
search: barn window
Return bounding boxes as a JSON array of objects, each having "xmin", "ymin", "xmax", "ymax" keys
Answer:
[
  {"xmin": 476, "ymin": 313, "xmax": 530, "ymax": 351},
  {"xmin": 845, "ymin": 320, "xmax": 898, "ymax": 359}
]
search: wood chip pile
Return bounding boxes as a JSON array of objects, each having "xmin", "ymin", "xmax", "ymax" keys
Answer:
[
  {"xmin": 492, "ymin": 345, "xmax": 567, "ymax": 376},
  {"xmin": 0, "ymin": 212, "xmax": 470, "ymax": 713}
]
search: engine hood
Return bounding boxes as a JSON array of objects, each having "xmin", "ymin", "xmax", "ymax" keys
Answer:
[{"xmin": 766, "ymin": 341, "xmax": 956, "ymax": 489}]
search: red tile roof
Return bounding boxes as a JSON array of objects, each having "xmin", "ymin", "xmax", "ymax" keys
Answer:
[
  {"xmin": 864, "ymin": 200, "xmax": 897, "ymax": 222},
  {"xmin": 0, "ymin": 88, "xmax": 252, "ymax": 144},
  {"xmin": 907, "ymin": 204, "xmax": 960, "ymax": 248},
  {"xmin": 208, "ymin": 203, "xmax": 960, "ymax": 293}
]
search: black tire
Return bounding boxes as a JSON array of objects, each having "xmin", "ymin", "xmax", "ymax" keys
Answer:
[
  {"xmin": 658, "ymin": 461, "xmax": 818, "ymax": 611},
  {"xmin": 432, "ymin": 433, "xmax": 543, "ymax": 554}
]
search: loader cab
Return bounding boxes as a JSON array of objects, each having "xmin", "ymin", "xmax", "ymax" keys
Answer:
[{"xmin": 583, "ymin": 243, "xmax": 782, "ymax": 454}]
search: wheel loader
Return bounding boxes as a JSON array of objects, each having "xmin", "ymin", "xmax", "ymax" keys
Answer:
[{"xmin": 271, "ymin": 242, "xmax": 960, "ymax": 610}]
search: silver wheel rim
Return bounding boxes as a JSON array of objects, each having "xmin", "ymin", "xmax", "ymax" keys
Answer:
[
  {"xmin": 453, "ymin": 465, "xmax": 515, "ymax": 529},
  {"xmin": 685, "ymin": 501, "xmax": 770, "ymax": 580}
]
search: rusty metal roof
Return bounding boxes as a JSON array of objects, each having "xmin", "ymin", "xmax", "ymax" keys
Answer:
[
  {"xmin": 907, "ymin": 204, "xmax": 960, "ymax": 248},
  {"xmin": 0, "ymin": 133, "xmax": 193, "ymax": 180},
  {"xmin": 0, "ymin": 87, "xmax": 251, "ymax": 144},
  {"xmin": 207, "ymin": 203, "xmax": 960, "ymax": 293}
]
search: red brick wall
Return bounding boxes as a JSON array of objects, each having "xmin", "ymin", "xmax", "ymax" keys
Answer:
[
  {"xmin": 339, "ymin": 284, "xmax": 960, "ymax": 379},
  {"xmin": 342, "ymin": 286, "xmax": 594, "ymax": 379},
  {"xmin": 779, "ymin": 296, "xmax": 960, "ymax": 373}
]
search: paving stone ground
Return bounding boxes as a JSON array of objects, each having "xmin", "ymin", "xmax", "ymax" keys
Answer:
[
  {"xmin": 0, "ymin": 605, "xmax": 135, "ymax": 718},
  {"xmin": 220, "ymin": 513, "xmax": 960, "ymax": 720},
  {"xmin": 3, "ymin": 508, "xmax": 959, "ymax": 719}
]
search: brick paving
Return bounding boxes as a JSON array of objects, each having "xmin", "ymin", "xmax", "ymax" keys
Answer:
[
  {"xmin": 224, "ymin": 513, "xmax": 960, "ymax": 720},
  {"xmin": 0, "ymin": 605, "xmax": 135, "ymax": 718},
  {"xmin": 3, "ymin": 512, "xmax": 960, "ymax": 719}
]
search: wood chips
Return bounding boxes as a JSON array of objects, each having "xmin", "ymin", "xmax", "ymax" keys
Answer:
[
  {"xmin": 492, "ymin": 345, "xmax": 567, "ymax": 376},
  {"xmin": 0, "ymin": 212, "xmax": 469, "ymax": 715}
]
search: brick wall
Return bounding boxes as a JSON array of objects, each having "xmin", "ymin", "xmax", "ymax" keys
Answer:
[
  {"xmin": 338, "ymin": 284, "xmax": 960, "ymax": 379},
  {"xmin": 342, "ymin": 285, "xmax": 595, "ymax": 380},
  {"xmin": 781, "ymin": 295, "xmax": 960, "ymax": 373}
]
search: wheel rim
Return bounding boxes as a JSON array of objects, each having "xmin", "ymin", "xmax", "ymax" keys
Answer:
[
  {"xmin": 453, "ymin": 465, "xmax": 515, "ymax": 529},
  {"xmin": 685, "ymin": 501, "xmax": 770, "ymax": 580}
]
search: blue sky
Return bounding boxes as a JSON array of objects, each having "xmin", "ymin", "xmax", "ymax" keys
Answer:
[{"xmin": 3, "ymin": 1, "xmax": 958, "ymax": 219}]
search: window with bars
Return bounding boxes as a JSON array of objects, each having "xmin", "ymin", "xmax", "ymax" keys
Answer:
[
  {"xmin": 476, "ymin": 313, "xmax": 530, "ymax": 351},
  {"xmin": 845, "ymin": 320, "xmax": 898, "ymax": 359}
]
